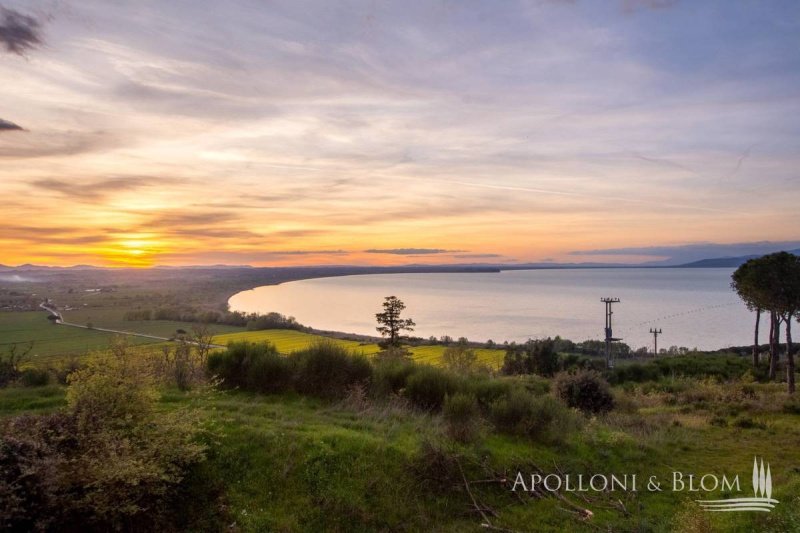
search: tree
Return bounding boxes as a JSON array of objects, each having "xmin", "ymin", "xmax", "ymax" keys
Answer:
[
  {"xmin": 441, "ymin": 340, "xmax": 479, "ymax": 374},
  {"xmin": 732, "ymin": 258, "xmax": 767, "ymax": 370},
  {"xmin": 501, "ymin": 339, "xmax": 559, "ymax": 377},
  {"xmin": 375, "ymin": 296, "xmax": 415, "ymax": 347},
  {"xmin": 732, "ymin": 252, "xmax": 800, "ymax": 393}
]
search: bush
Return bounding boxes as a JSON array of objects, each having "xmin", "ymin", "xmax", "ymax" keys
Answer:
[
  {"xmin": 609, "ymin": 363, "xmax": 662, "ymax": 384},
  {"xmin": 1, "ymin": 347, "xmax": 206, "ymax": 531},
  {"xmin": 489, "ymin": 389, "xmax": 580, "ymax": 443},
  {"xmin": 554, "ymin": 370, "xmax": 615, "ymax": 414},
  {"xmin": 207, "ymin": 341, "xmax": 281, "ymax": 389},
  {"xmin": 467, "ymin": 378, "xmax": 514, "ymax": 410},
  {"xmin": 502, "ymin": 339, "xmax": 559, "ymax": 377},
  {"xmin": 371, "ymin": 358, "xmax": 417, "ymax": 398},
  {"xmin": 404, "ymin": 366, "xmax": 459, "ymax": 411},
  {"xmin": 53, "ymin": 358, "xmax": 83, "ymax": 385},
  {"xmin": 17, "ymin": 368, "xmax": 50, "ymax": 387},
  {"xmin": 490, "ymin": 388, "xmax": 536, "ymax": 435},
  {"xmin": 246, "ymin": 348, "xmax": 293, "ymax": 394},
  {"xmin": 292, "ymin": 341, "xmax": 372, "ymax": 400},
  {"xmin": 441, "ymin": 343, "xmax": 479, "ymax": 374},
  {"xmin": 443, "ymin": 393, "xmax": 481, "ymax": 442}
]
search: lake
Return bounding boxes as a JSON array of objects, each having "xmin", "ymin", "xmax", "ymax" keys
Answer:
[{"xmin": 228, "ymin": 268, "xmax": 756, "ymax": 351}]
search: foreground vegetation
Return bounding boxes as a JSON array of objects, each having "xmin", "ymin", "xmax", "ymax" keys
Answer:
[{"xmin": 2, "ymin": 335, "xmax": 800, "ymax": 532}]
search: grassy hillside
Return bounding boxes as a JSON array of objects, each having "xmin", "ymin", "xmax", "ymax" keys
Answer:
[{"xmin": 3, "ymin": 382, "xmax": 800, "ymax": 532}]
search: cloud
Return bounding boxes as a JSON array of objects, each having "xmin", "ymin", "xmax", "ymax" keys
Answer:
[
  {"xmin": 569, "ymin": 240, "xmax": 800, "ymax": 265},
  {"xmin": 30, "ymin": 176, "xmax": 175, "ymax": 201},
  {"xmin": 451, "ymin": 253, "xmax": 504, "ymax": 259},
  {"xmin": 0, "ymin": 118, "xmax": 22, "ymax": 131},
  {"xmin": 0, "ymin": 7, "xmax": 42, "ymax": 56},
  {"xmin": 365, "ymin": 248, "xmax": 464, "ymax": 255},
  {"xmin": 621, "ymin": 0, "xmax": 679, "ymax": 13},
  {"xmin": 0, "ymin": 131, "xmax": 117, "ymax": 159}
]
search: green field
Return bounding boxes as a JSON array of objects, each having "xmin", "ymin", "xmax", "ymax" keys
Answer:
[
  {"xmin": 212, "ymin": 329, "xmax": 383, "ymax": 355},
  {"xmin": 0, "ymin": 311, "xmax": 161, "ymax": 362},
  {"xmin": 1, "ymin": 310, "xmax": 503, "ymax": 369},
  {"xmin": 212, "ymin": 329, "xmax": 506, "ymax": 367},
  {"xmin": 61, "ymin": 308, "xmax": 243, "ymax": 338}
]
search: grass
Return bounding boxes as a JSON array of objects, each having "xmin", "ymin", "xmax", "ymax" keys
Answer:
[
  {"xmin": 409, "ymin": 344, "xmax": 505, "ymax": 369},
  {"xmin": 0, "ymin": 311, "xmax": 161, "ymax": 361},
  {"xmin": 212, "ymin": 329, "xmax": 506, "ymax": 368},
  {"xmin": 212, "ymin": 329, "xmax": 383, "ymax": 356},
  {"xmin": 61, "ymin": 308, "xmax": 243, "ymax": 338},
  {"xmin": 6, "ymin": 381, "xmax": 800, "ymax": 532}
]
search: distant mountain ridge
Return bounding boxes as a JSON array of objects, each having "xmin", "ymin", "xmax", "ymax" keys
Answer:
[
  {"xmin": 677, "ymin": 249, "xmax": 800, "ymax": 268},
  {"xmin": 1, "ymin": 250, "xmax": 798, "ymax": 271}
]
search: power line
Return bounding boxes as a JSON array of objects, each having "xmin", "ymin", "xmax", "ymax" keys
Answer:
[
  {"xmin": 649, "ymin": 327, "xmax": 662, "ymax": 356},
  {"xmin": 601, "ymin": 297, "xmax": 621, "ymax": 369}
]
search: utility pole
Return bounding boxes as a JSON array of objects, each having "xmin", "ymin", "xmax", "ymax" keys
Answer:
[
  {"xmin": 649, "ymin": 328, "xmax": 662, "ymax": 357},
  {"xmin": 601, "ymin": 298, "xmax": 621, "ymax": 369}
]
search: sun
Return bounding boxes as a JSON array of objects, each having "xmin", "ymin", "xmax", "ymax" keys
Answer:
[{"xmin": 98, "ymin": 235, "xmax": 163, "ymax": 267}]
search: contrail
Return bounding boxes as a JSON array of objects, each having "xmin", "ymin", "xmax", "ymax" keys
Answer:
[{"xmin": 421, "ymin": 177, "xmax": 735, "ymax": 214}]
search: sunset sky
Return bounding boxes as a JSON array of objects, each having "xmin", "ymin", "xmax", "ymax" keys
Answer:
[{"xmin": 1, "ymin": 1, "xmax": 799, "ymax": 267}]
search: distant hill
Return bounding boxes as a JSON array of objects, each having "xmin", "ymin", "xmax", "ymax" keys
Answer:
[{"xmin": 678, "ymin": 249, "xmax": 800, "ymax": 268}]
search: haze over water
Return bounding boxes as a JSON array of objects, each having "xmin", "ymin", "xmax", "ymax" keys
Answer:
[{"xmin": 229, "ymin": 268, "xmax": 754, "ymax": 351}]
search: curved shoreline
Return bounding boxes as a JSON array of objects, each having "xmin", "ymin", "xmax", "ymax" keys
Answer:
[{"xmin": 225, "ymin": 268, "xmax": 751, "ymax": 352}]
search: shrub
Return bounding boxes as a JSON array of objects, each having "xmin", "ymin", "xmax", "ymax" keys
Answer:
[
  {"xmin": 371, "ymin": 358, "xmax": 417, "ymax": 398},
  {"xmin": 246, "ymin": 348, "xmax": 293, "ymax": 394},
  {"xmin": 732, "ymin": 416, "xmax": 767, "ymax": 430},
  {"xmin": 489, "ymin": 389, "xmax": 580, "ymax": 443},
  {"xmin": 17, "ymin": 368, "xmax": 50, "ymax": 387},
  {"xmin": 1, "ymin": 347, "xmax": 207, "ymax": 531},
  {"xmin": 404, "ymin": 365, "xmax": 459, "ymax": 411},
  {"xmin": 554, "ymin": 370, "xmax": 615, "ymax": 414},
  {"xmin": 502, "ymin": 339, "xmax": 559, "ymax": 377},
  {"xmin": 292, "ymin": 341, "xmax": 372, "ymax": 400},
  {"xmin": 442, "ymin": 393, "xmax": 481, "ymax": 442},
  {"xmin": 53, "ymin": 357, "xmax": 83, "ymax": 385},
  {"xmin": 490, "ymin": 388, "xmax": 536, "ymax": 435},
  {"xmin": 207, "ymin": 341, "xmax": 281, "ymax": 389},
  {"xmin": 783, "ymin": 398, "xmax": 800, "ymax": 414},
  {"xmin": 441, "ymin": 343, "xmax": 479, "ymax": 374},
  {"xmin": 468, "ymin": 378, "xmax": 513, "ymax": 410}
]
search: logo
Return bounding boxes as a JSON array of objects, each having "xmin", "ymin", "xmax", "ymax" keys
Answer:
[{"xmin": 695, "ymin": 457, "xmax": 778, "ymax": 513}]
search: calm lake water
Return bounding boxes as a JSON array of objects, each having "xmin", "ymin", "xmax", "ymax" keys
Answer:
[{"xmin": 228, "ymin": 268, "xmax": 755, "ymax": 351}]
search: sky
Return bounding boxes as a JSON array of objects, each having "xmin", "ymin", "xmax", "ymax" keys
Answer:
[{"xmin": 0, "ymin": 0, "xmax": 799, "ymax": 267}]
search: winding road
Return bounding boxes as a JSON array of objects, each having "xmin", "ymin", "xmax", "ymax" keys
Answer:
[{"xmin": 39, "ymin": 303, "xmax": 226, "ymax": 349}]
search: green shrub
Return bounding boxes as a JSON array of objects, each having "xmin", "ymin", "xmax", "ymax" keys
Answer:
[
  {"xmin": 17, "ymin": 368, "xmax": 50, "ymax": 387},
  {"xmin": 490, "ymin": 388, "xmax": 536, "ymax": 435},
  {"xmin": 709, "ymin": 415, "xmax": 728, "ymax": 427},
  {"xmin": 527, "ymin": 395, "xmax": 581, "ymax": 443},
  {"xmin": 502, "ymin": 339, "xmax": 559, "ymax": 376},
  {"xmin": 245, "ymin": 349, "xmax": 293, "ymax": 394},
  {"xmin": 1, "ymin": 348, "xmax": 207, "ymax": 531},
  {"xmin": 441, "ymin": 343, "xmax": 479, "ymax": 374},
  {"xmin": 783, "ymin": 398, "xmax": 800, "ymax": 414},
  {"xmin": 554, "ymin": 370, "xmax": 614, "ymax": 414},
  {"xmin": 292, "ymin": 341, "xmax": 372, "ymax": 400},
  {"xmin": 609, "ymin": 363, "xmax": 662, "ymax": 384},
  {"xmin": 467, "ymin": 378, "xmax": 513, "ymax": 410},
  {"xmin": 442, "ymin": 392, "xmax": 481, "ymax": 442},
  {"xmin": 404, "ymin": 366, "xmax": 459, "ymax": 410},
  {"xmin": 732, "ymin": 416, "xmax": 767, "ymax": 430},
  {"xmin": 53, "ymin": 357, "xmax": 83, "ymax": 385},
  {"xmin": 489, "ymin": 389, "xmax": 580, "ymax": 443},
  {"xmin": 371, "ymin": 358, "xmax": 418, "ymax": 398},
  {"xmin": 207, "ymin": 341, "xmax": 281, "ymax": 390}
]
